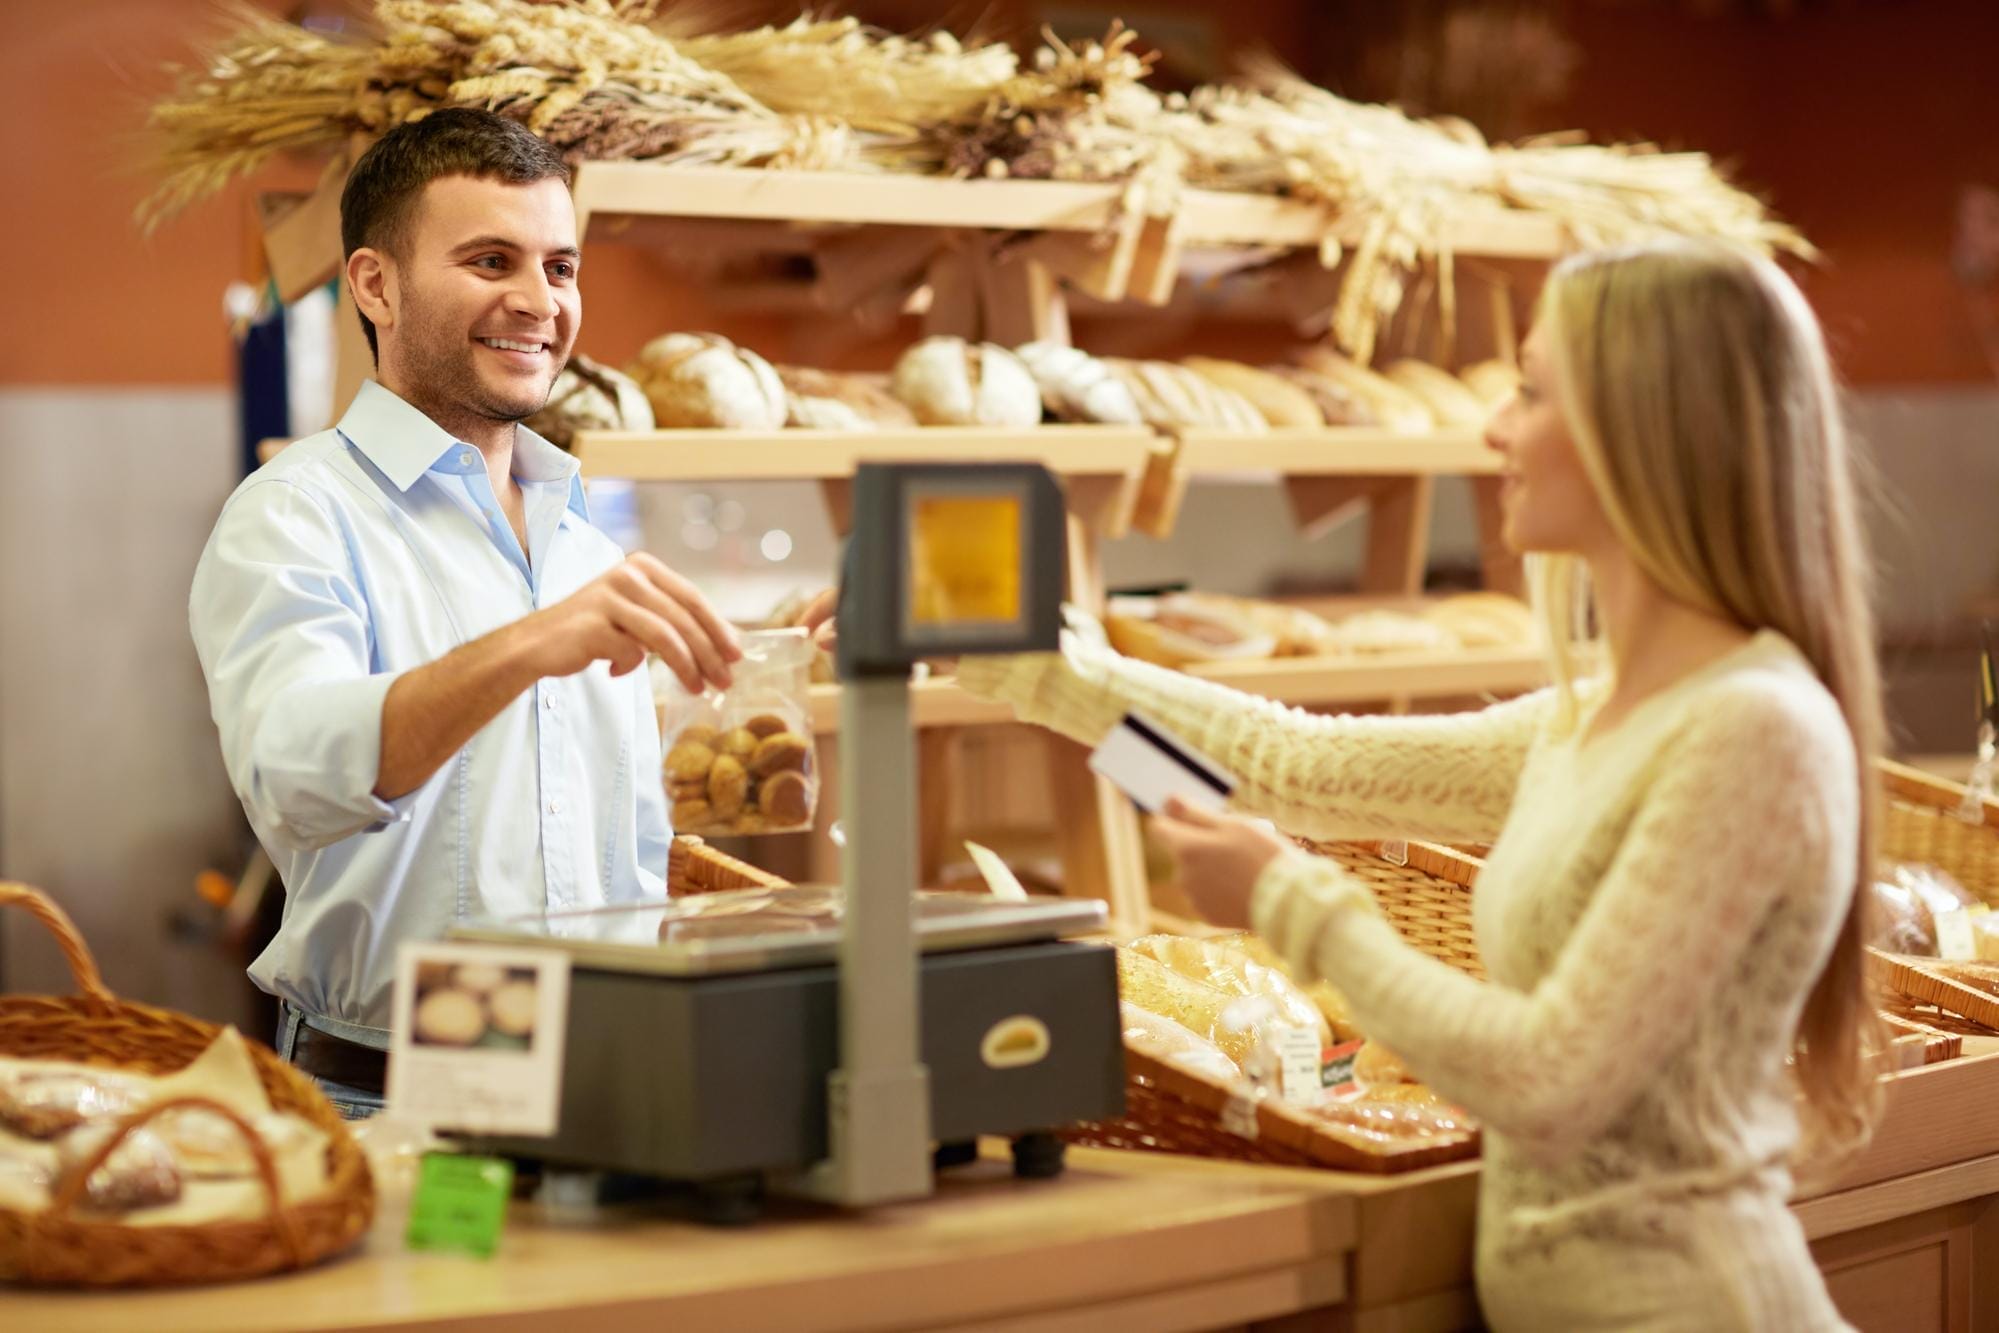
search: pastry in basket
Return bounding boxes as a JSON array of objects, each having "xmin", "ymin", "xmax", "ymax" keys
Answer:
[
  {"xmin": 1180, "ymin": 357, "xmax": 1325, "ymax": 428},
  {"xmin": 1118, "ymin": 1003, "xmax": 1242, "ymax": 1083},
  {"xmin": 1103, "ymin": 358, "xmax": 1267, "ymax": 433},
  {"xmin": 1014, "ymin": 341, "xmax": 1144, "ymax": 424},
  {"xmin": 1209, "ymin": 931, "xmax": 1363, "ymax": 1042},
  {"xmin": 890, "ymin": 336, "xmax": 1041, "ymax": 427},
  {"xmin": 1324, "ymin": 609, "xmax": 1461, "ymax": 655},
  {"xmin": 1175, "ymin": 593, "xmax": 1345, "ymax": 659},
  {"xmin": 1265, "ymin": 365, "xmax": 1381, "ymax": 428},
  {"xmin": 1103, "ymin": 594, "xmax": 1276, "ymax": 671},
  {"xmin": 1124, "ymin": 934, "xmax": 1330, "ymax": 1046},
  {"xmin": 776, "ymin": 366, "xmax": 917, "ymax": 431},
  {"xmin": 148, "ymin": 1106, "xmax": 323, "ymax": 1180},
  {"xmin": 525, "ymin": 353, "xmax": 653, "ymax": 449},
  {"xmin": 1114, "ymin": 949, "xmax": 1281, "ymax": 1071},
  {"xmin": 1382, "ymin": 359, "xmax": 1491, "ymax": 429},
  {"xmin": 55, "ymin": 1122, "xmax": 184, "ymax": 1213},
  {"xmin": 627, "ymin": 332, "xmax": 788, "ymax": 431},
  {"xmin": 0, "ymin": 1066, "xmax": 147, "ymax": 1141},
  {"xmin": 1292, "ymin": 348, "xmax": 1436, "ymax": 433}
]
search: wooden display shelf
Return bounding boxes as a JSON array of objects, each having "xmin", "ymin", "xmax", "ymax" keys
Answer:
[
  {"xmin": 570, "ymin": 162, "xmax": 1567, "ymax": 261},
  {"xmin": 804, "ymin": 646, "xmax": 1545, "ymax": 735},
  {"xmin": 1167, "ymin": 427, "xmax": 1502, "ymax": 478},
  {"xmin": 571, "ymin": 424, "xmax": 1157, "ymax": 482}
]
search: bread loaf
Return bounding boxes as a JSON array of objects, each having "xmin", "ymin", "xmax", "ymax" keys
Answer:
[
  {"xmin": 1422, "ymin": 592, "xmax": 1537, "ymax": 650},
  {"xmin": 1182, "ymin": 357, "xmax": 1325, "ymax": 428},
  {"xmin": 1125, "ymin": 934, "xmax": 1331, "ymax": 1046},
  {"xmin": 1014, "ymin": 341, "xmax": 1144, "ymax": 424},
  {"xmin": 1103, "ymin": 594, "xmax": 1277, "ymax": 669},
  {"xmin": 526, "ymin": 354, "xmax": 654, "ymax": 448},
  {"xmin": 1104, "ymin": 358, "xmax": 1267, "ymax": 433},
  {"xmin": 777, "ymin": 366, "xmax": 917, "ymax": 430},
  {"xmin": 1293, "ymin": 348, "xmax": 1436, "ymax": 433},
  {"xmin": 1114, "ymin": 949, "xmax": 1273, "ymax": 1069},
  {"xmin": 629, "ymin": 333, "xmax": 787, "ymax": 430},
  {"xmin": 1325, "ymin": 609, "xmax": 1460, "ymax": 655},
  {"xmin": 1266, "ymin": 365, "xmax": 1380, "ymax": 427},
  {"xmin": 1177, "ymin": 593, "xmax": 1344, "ymax": 658},
  {"xmin": 890, "ymin": 336, "xmax": 1041, "ymax": 426},
  {"xmin": 1120, "ymin": 1003, "xmax": 1242, "ymax": 1082},
  {"xmin": 1210, "ymin": 931, "xmax": 1364, "ymax": 1041},
  {"xmin": 1382, "ymin": 360, "xmax": 1491, "ymax": 429},
  {"xmin": 1459, "ymin": 358, "xmax": 1522, "ymax": 408}
]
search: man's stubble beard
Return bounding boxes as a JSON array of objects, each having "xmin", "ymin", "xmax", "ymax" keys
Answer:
[{"xmin": 395, "ymin": 284, "xmax": 560, "ymax": 431}]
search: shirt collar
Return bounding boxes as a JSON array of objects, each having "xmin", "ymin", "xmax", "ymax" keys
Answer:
[{"xmin": 337, "ymin": 380, "xmax": 589, "ymax": 521}]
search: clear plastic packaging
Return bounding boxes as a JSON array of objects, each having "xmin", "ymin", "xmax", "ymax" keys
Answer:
[
  {"xmin": 656, "ymin": 628, "xmax": 818, "ymax": 837},
  {"xmin": 1872, "ymin": 861, "xmax": 1981, "ymax": 956}
]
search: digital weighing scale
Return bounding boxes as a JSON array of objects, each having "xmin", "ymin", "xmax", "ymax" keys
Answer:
[{"xmin": 450, "ymin": 463, "xmax": 1125, "ymax": 1216}]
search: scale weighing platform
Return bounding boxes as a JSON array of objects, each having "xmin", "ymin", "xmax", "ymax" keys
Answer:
[{"xmin": 447, "ymin": 463, "xmax": 1126, "ymax": 1217}]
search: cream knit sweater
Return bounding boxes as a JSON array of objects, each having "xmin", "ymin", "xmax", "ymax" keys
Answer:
[{"xmin": 960, "ymin": 628, "xmax": 1857, "ymax": 1332}]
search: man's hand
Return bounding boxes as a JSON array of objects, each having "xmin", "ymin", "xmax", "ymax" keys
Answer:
[
  {"xmin": 793, "ymin": 586, "xmax": 838, "ymax": 653},
  {"xmin": 1149, "ymin": 798, "xmax": 1291, "ymax": 930},
  {"xmin": 521, "ymin": 553, "xmax": 743, "ymax": 693}
]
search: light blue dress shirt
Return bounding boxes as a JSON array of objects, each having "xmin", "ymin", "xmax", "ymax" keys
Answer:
[{"xmin": 190, "ymin": 381, "xmax": 669, "ymax": 1040}]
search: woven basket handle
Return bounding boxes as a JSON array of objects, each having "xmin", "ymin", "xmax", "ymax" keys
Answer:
[
  {"xmin": 44, "ymin": 1094, "xmax": 304, "ymax": 1261},
  {"xmin": 0, "ymin": 883, "xmax": 114, "ymax": 1008}
]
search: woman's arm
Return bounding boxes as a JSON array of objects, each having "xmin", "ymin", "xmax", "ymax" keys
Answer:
[
  {"xmin": 959, "ymin": 630, "xmax": 1555, "ymax": 844},
  {"xmin": 1252, "ymin": 680, "xmax": 1856, "ymax": 1161}
]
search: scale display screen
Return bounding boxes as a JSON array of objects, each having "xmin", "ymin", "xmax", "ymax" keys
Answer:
[{"xmin": 839, "ymin": 462, "xmax": 1064, "ymax": 672}]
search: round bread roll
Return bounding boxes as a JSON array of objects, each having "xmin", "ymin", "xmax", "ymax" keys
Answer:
[
  {"xmin": 1459, "ymin": 358, "xmax": 1522, "ymax": 408},
  {"xmin": 777, "ymin": 366, "xmax": 917, "ymax": 430},
  {"xmin": 1181, "ymin": 357, "xmax": 1325, "ymax": 428},
  {"xmin": 1382, "ymin": 360, "xmax": 1491, "ymax": 429},
  {"xmin": 629, "ymin": 332, "xmax": 787, "ymax": 431},
  {"xmin": 152, "ymin": 1107, "xmax": 317, "ymax": 1180},
  {"xmin": 57, "ymin": 1123, "xmax": 183, "ymax": 1212},
  {"xmin": 453, "ymin": 963, "xmax": 508, "ymax": 995},
  {"xmin": 0, "ymin": 1068, "xmax": 147, "ymax": 1141},
  {"xmin": 1292, "ymin": 349, "xmax": 1436, "ymax": 433},
  {"xmin": 1014, "ymin": 341, "xmax": 1144, "ymax": 424},
  {"xmin": 526, "ymin": 354, "xmax": 654, "ymax": 449},
  {"xmin": 414, "ymin": 987, "xmax": 487, "ymax": 1046},
  {"xmin": 891, "ymin": 337, "xmax": 1041, "ymax": 427},
  {"xmin": 1178, "ymin": 592, "xmax": 1344, "ymax": 658},
  {"xmin": 1103, "ymin": 595, "xmax": 1276, "ymax": 670},
  {"xmin": 1103, "ymin": 359, "xmax": 1267, "ymax": 433},
  {"xmin": 489, "ymin": 981, "xmax": 538, "ymax": 1038},
  {"xmin": 1266, "ymin": 365, "xmax": 1380, "ymax": 427}
]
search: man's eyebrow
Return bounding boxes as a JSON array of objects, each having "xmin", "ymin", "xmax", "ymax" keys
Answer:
[{"xmin": 448, "ymin": 235, "xmax": 582, "ymax": 260}]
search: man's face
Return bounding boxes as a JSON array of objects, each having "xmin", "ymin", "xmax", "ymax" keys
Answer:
[{"xmin": 379, "ymin": 174, "xmax": 581, "ymax": 426}]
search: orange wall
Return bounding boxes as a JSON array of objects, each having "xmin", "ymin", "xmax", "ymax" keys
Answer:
[{"xmin": 6, "ymin": 0, "xmax": 1993, "ymax": 388}]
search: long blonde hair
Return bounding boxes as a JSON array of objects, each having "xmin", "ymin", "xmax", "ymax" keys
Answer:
[{"xmin": 1531, "ymin": 240, "xmax": 1885, "ymax": 1162}]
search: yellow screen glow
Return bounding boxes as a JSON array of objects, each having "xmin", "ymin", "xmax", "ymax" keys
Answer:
[{"xmin": 909, "ymin": 494, "xmax": 1022, "ymax": 626}]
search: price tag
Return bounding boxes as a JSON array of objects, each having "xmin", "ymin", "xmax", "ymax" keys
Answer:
[
  {"xmin": 1274, "ymin": 1026, "xmax": 1323, "ymax": 1104},
  {"xmin": 406, "ymin": 1152, "xmax": 513, "ymax": 1258},
  {"xmin": 1937, "ymin": 908, "xmax": 1979, "ymax": 962},
  {"xmin": 386, "ymin": 941, "xmax": 570, "ymax": 1136}
]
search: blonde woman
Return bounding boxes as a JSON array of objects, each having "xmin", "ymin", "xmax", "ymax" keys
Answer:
[{"xmin": 960, "ymin": 241, "xmax": 1880, "ymax": 1331}]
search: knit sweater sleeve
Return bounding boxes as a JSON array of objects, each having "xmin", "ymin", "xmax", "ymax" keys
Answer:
[
  {"xmin": 957, "ymin": 634, "xmax": 1556, "ymax": 844},
  {"xmin": 1249, "ymin": 677, "xmax": 1856, "ymax": 1163}
]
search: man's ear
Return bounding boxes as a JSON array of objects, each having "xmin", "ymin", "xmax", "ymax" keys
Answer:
[{"xmin": 347, "ymin": 247, "xmax": 395, "ymax": 339}]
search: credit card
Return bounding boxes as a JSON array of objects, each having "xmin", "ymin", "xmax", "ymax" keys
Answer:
[{"xmin": 1088, "ymin": 711, "xmax": 1238, "ymax": 815}]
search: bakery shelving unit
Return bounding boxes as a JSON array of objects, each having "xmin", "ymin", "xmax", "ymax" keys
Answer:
[{"xmin": 263, "ymin": 157, "xmax": 1569, "ymax": 931}]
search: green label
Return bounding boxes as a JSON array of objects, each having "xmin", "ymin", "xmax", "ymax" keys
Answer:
[{"xmin": 406, "ymin": 1151, "xmax": 513, "ymax": 1258}]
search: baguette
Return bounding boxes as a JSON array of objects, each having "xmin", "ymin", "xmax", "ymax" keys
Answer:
[
  {"xmin": 1105, "ymin": 358, "xmax": 1268, "ymax": 433},
  {"xmin": 1293, "ymin": 348, "xmax": 1436, "ymax": 433},
  {"xmin": 1382, "ymin": 359, "xmax": 1491, "ymax": 429},
  {"xmin": 1014, "ymin": 341, "xmax": 1144, "ymax": 424},
  {"xmin": 1181, "ymin": 357, "xmax": 1325, "ymax": 428}
]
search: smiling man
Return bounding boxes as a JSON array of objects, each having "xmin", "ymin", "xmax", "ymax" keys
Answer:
[{"xmin": 190, "ymin": 110, "xmax": 744, "ymax": 1116}]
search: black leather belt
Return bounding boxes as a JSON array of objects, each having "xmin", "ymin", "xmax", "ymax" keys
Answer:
[{"xmin": 289, "ymin": 1021, "xmax": 389, "ymax": 1096}]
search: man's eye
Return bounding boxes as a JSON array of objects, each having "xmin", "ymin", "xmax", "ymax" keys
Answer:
[
  {"xmin": 549, "ymin": 262, "xmax": 576, "ymax": 280},
  {"xmin": 474, "ymin": 255, "xmax": 505, "ymax": 270}
]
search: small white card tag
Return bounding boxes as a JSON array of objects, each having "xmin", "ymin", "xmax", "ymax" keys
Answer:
[
  {"xmin": 965, "ymin": 840, "xmax": 1030, "ymax": 902},
  {"xmin": 386, "ymin": 942, "xmax": 571, "ymax": 1137},
  {"xmin": 1089, "ymin": 711, "xmax": 1238, "ymax": 816},
  {"xmin": 1274, "ymin": 1027, "xmax": 1323, "ymax": 1105},
  {"xmin": 1936, "ymin": 908, "xmax": 1981, "ymax": 962}
]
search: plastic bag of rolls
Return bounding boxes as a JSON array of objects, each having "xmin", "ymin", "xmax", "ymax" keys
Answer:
[{"xmin": 656, "ymin": 628, "xmax": 819, "ymax": 837}]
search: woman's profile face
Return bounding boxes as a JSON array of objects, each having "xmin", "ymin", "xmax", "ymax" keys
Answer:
[{"xmin": 1483, "ymin": 328, "xmax": 1611, "ymax": 557}]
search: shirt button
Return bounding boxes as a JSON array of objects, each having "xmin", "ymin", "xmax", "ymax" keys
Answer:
[
  {"xmin": 460, "ymin": 450, "xmax": 476, "ymax": 467},
  {"xmin": 547, "ymin": 799, "xmax": 561, "ymax": 815},
  {"xmin": 543, "ymin": 693, "xmax": 556, "ymax": 710}
]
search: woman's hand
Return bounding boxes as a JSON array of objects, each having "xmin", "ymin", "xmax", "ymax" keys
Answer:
[{"xmin": 1150, "ymin": 798, "xmax": 1291, "ymax": 930}]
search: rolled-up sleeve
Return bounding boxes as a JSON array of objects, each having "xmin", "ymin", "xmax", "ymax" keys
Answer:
[{"xmin": 190, "ymin": 478, "xmax": 412, "ymax": 850}]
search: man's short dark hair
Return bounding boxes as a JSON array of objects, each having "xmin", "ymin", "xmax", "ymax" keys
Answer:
[{"xmin": 339, "ymin": 108, "xmax": 572, "ymax": 362}]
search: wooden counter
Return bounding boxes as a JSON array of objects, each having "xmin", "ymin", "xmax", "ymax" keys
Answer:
[{"xmin": 7, "ymin": 1147, "xmax": 1359, "ymax": 1333}]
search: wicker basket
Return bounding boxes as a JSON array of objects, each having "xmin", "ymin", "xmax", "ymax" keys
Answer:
[
  {"xmin": 1870, "ymin": 761, "xmax": 1999, "ymax": 1035},
  {"xmin": 1066, "ymin": 838, "xmax": 1485, "ymax": 1174},
  {"xmin": 0, "ymin": 884, "xmax": 374, "ymax": 1287}
]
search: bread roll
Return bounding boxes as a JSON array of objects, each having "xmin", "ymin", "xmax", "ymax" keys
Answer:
[
  {"xmin": 1114, "ymin": 949, "xmax": 1272, "ymax": 1069},
  {"xmin": 1266, "ymin": 365, "xmax": 1380, "ymax": 427},
  {"xmin": 1182, "ymin": 357, "xmax": 1325, "ymax": 428},
  {"xmin": 1326, "ymin": 610, "xmax": 1460, "ymax": 655},
  {"xmin": 1293, "ymin": 348, "xmax": 1436, "ymax": 433},
  {"xmin": 527, "ymin": 354, "xmax": 654, "ymax": 448},
  {"xmin": 1209, "ymin": 931, "xmax": 1364, "ymax": 1042},
  {"xmin": 777, "ymin": 366, "xmax": 917, "ymax": 430},
  {"xmin": 1125, "ymin": 935, "xmax": 1331, "ymax": 1046},
  {"xmin": 1382, "ymin": 360, "xmax": 1491, "ymax": 429},
  {"xmin": 1459, "ymin": 358, "xmax": 1522, "ymax": 409},
  {"xmin": 414, "ymin": 987, "xmax": 486, "ymax": 1046},
  {"xmin": 1422, "ymin": 592, "xmax": 1537, "ymax": 650},
  {"xmin": 1120, "ymin": 1003, "xmax": 1242, "ymax": 1082},
  {"xmin": 1103, "ymin": 594, "xmax": 1276, "ymax": 670},
  {"xmin": 629, "ymin": 332, "xmax": 787, "ymax": 431},
  {"xmin": 1104, "ymin": 359, "xmax": 1268, "ymax": 433},
  {"xmin": 890, "ymin": 337, "xmax": 1041, "ymax": 427},
  {"xmin": 0, "ymin": 1067, "xmax": 146, "ymax": 1141},
  {"xmin": 56, "ymin": 1123, "xmax": 182, "ymax": 1212},
  {"xmin": 1178, "ymin": 593, "xmax": 1344, "ymax": 658},
  {"xmin": 1353, "ymin": 1040, "xmax": 1415, "ymax": 1087},
  {"xmin": 1014, "ymin": 341, "xmax": 1144, "ymax": 424}
]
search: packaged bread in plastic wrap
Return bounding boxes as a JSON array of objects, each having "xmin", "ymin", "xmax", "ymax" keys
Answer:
[
  {"xmin": 657, "ymin": 628, "xmax": 819, "ymax": 837},
  {"xmin": 1123, "ymin": 934, "xmax": 1329, "ymax": 1047}
]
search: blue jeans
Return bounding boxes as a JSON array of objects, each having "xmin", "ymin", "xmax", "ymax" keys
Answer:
[{"xmin": 276, "ymin": 1004, "xmax": 386, "ymax": 1121}]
